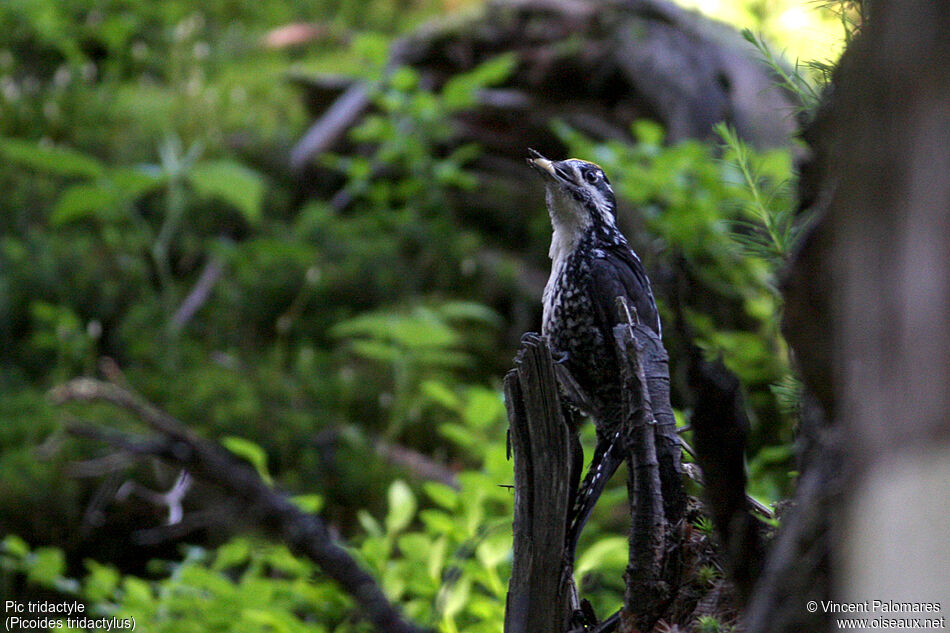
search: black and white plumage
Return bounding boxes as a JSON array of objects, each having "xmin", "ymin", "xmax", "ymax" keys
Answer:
[{"xmin": 527, "ymin": 149, "xmax": 661, "ymax": 563}]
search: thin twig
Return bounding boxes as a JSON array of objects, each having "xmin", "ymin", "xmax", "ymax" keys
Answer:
[{"xmin": 171, "ymin": 254, "xmax": 226, "ymax": 332}]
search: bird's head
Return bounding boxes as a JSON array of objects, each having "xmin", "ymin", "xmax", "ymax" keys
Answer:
[{"xmin": 526, "ymin": 148, "xmax": 618, "ymax": 235}]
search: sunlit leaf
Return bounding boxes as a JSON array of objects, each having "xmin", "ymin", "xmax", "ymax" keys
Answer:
[
  {"xmin": 475, "ymin": 531, "xmax": 510, "ymax": 569},
  {"xmin": 26, "ymin": 547, "xmax": 66, "ymax": 587},
  {"xmin": 83, "ymin": 559, "xmax": 120, "ymax": 603},
  {"xmin": 427, "ymin": 535, "xmax": 448, "ymax": 581},
  {"xmin": 436, "ymin": 301, "xmax": 503, "ymax": 327},
  {"xmin": 441, "ymin": 53, "xmax": 517, "ymax": 111},
  {"xmin": 358, "ymin": 509, "xmax": 384, "ymax": 539},
  {"xmin": 212, "ymin": 538, "xmax": 251, "ymax": 571},
  {"xmin": 290, "ymin": 494, "xmax": 324, "ymax": 514},
  {"xmin": 575, "ymin": 536, "xmax": 627, "ymax": 579},
  {"xmin": 222, "ymin": 436, "xmax": 272, "ymax": 485},
  {"xmin": 385, "ymin": 480, "xmax": 417, "ymax": 534},
  {"xmin": 462, "ymin": 388, "xmax": 504, "ymax": 428},
  {"xmin": 2, "ymin": 534, "xmax": 30, "ymax": 558},
  {"xmin": 188, "ymin": 160, "xmax": 265, "ymax": 223},
  {"xmin": 423, "ymin": 481, "xmax": 459, "ymax": 510},
  {"xmin": 421, "ymin": 380, "xmax": 462, "ymax": 410}
]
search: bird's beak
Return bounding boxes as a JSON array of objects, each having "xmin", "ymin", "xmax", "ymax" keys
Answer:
[{"xmin": 527, "ymin": 148, "xmax": 571, "ymax": 183}]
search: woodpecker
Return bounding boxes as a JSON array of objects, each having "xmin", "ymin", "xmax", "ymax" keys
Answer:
[{"xmin": 526, "ymin": 149, "xmax": 661, "ymax": 562}]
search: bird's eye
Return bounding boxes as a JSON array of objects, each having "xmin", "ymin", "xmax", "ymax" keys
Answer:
[{"xmin": 584, "ymin": 170, "xmax": 600, "ymax": 184}]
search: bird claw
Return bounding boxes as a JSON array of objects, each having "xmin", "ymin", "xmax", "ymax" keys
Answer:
[
  {"xmin": 569, "ymin": 600, "xmax": 599, "ymax": 631},
  {"xmin": 520, "ymin": 331, "xmax": 543, "ymax": 346}
]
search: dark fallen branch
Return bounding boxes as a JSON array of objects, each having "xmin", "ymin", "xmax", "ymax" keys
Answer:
[{"xmin": 49, "ymin": 378, "xmax": 429, "ymax": 633}]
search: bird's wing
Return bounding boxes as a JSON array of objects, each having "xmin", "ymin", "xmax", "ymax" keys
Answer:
[{"xmin": 589, "ymin": 247, "xmax": 661, "ymax": 336}]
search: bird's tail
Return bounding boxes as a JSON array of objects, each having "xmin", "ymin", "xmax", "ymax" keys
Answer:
[{"xmin": 564, "ymin": 429, "xmax": 625, "ymax": 565}]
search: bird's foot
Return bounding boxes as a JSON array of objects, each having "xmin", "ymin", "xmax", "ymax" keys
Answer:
[
  {"xmin": 569, "ymin": 600, "xmax": 599, "ymax": 631},
  {"xmin": 519, "ymin": 331, "xmax": 543, "ymax": 346}
]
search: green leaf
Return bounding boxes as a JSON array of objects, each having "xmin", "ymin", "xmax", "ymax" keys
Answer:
[
  {"xmin": 385, "ymin": 480, "xmax": 417, "ymax": 534},
  {"xmin": 358, "ymin": 509, "xmax": 383, "ymax": 538},
  {"xmin": 0, "ymin": 137, "xmax": 104, "ymax": 178},
  {"xmin": 108, "ymin": 166, "xmax": 166, "ymax": 198},
  {"xmin": 475, "ymin": 531, "xmax": 510, "ymax": 569},
  {"xmin": 222, "ymin": 436, "xmax": 272, "ymax": 485},
  {"xmin": 462, "ymin": 388, "xmax": 504, "ymax": 428},
  {"xmin": 575, "ymin": 536, "xmax": 627, "ymax": 578},
  {"xmin": 419, "ymin": 509, "xmax": 456, "ymax": 535},
  {"xmin": 188, "ymin": 160, "xmax": 265, "ymax": 223},
  {"xmin": 441, "ymin": 53, "xmax": 517, "ymax": 111},
  {"xmin": 427, "ymin": 535, "xmax": 448, "ymax": 581},
  {"xmin": 83, "ymin": 559, "xmax": 120, "ymax": 602},
  {"xmin": 421, "ymin": 380, "xmax": 462, "ymax": 410},
  {"xmin": 1, "ymin": 534, "xmax": 29, "ymax": 558},
  {"xmin": 121, "ymin": 577, "xmax": 154, "ymax": 607},
  {"xmin": 423, "ymin": 481, "xmax": 459, "ymax": 510},
  {"xmin": 390, "ymin": 66, "xmax": 420, "ymax": 92},
  {"xmin": 441, "ymin": 576, "xmax": 472, "ymax": 623},
  {"xmin": 290, "ymin": 494, "xmax": 324, "ymax": 514},
  {"xmin": 351, "ymin": 32, "xmax": 390, "ymax": 67},
  {"xmin": 349, "ymin": 339, "xmax": 400, "ymax": 362},
  {"xmin": 633, "ymin": 119, "xmax": 665, "ymax": 146},
  {"xmin": 212, "ymin": 538, "xmax": 251, "ymax": 571},
  {"xmin": 51, "ymin": 168, "xmax": 163, "ymax": 225},
  {"xmin": 331, "ymin": 309, "xmax": 459, "ymax": 350},
  {"xmin": 51, "ymin": 183, "xmax": 120, "ymax": 225},
  {"xmin": 436, "ymin": 301, "xmax": 503, "ymax": 327},
  {"xmin": 26, "ymin": 547, "xmax": 66, "ymax": 587},
  {"xmin": 242, "ymin": 609, "xmax": 297, "ymax": 633}
]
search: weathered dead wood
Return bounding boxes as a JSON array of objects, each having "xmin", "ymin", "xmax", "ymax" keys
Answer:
[
  {"xmin": 504, "ymin": 317, "xmax": 704, "ymax": 633},
  {"xmin": 503, "ymin": 333, "xmax": 576, "ymax": 633},
  {"xmin": 614, "ymin": 321, "xmax": 670, "ymax": 631},
  {"xmin": 632, "ymin": 322, "xmax": 686, "ymax": 528}
]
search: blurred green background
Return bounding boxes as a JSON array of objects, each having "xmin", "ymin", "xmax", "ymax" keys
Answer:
[{"xmin": 0, "ymin": 0, "xmax": 847, "ymax": 631}]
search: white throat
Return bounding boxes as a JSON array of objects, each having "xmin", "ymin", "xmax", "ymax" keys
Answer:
[{"xmin": 546, "ymin": 186, "xmax": 591, "ymax": 265}]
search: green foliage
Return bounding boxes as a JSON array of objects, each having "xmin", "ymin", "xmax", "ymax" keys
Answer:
[
  {"xmin": 715, "ymin": 122, "xmax": 800, "ymax": 267},
  {"xmin": 741, "ymin": 29, "xmax": 824, "ymax": 113},
  {"xmin": 325, "ymin": 53, "xmax": 516, "ymax": 210},
  {"xmin": 0, "ymin": 137, "xmax": 105, "ymax": 178},
  {"xmin": 0, "ymin": 2, "xmax": 512, "ymax": 609},
  {"xmin": 186, "ymin": 159, "xmax": 266, "ymax": 225},
  {"xmin": 696, "ymin": 564, "xmax": 720, "ymax": 588},
  {"xmin": 1, "ymin": 446, "xmax": 518, "ymax": 633},
  {"xmin": 697, "ymin": 615, "xmax": 728, "ymax": 633},
  {"xmin": 0, "ymin": 0, "xmax": 848, "ymax": 628},
  {"xmin": 331, "ymin": 302, "xmax": 502, "ymax": 439},
  {"xmin": 693, "ymin": 516, "xmax": 716, "ymax": 538}
]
